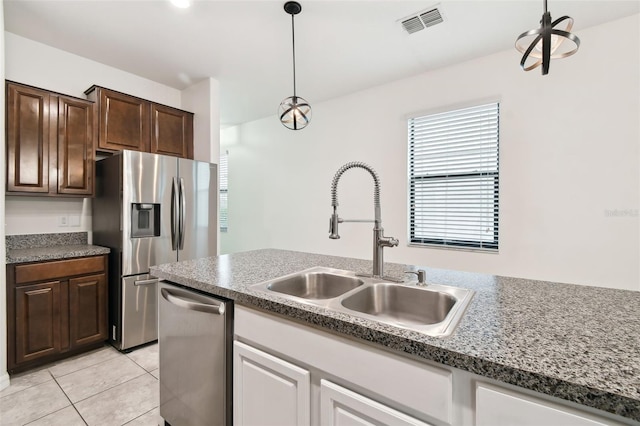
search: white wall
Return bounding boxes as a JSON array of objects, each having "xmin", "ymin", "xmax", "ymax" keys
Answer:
[
  {"xmin": 3, "ymin": 32, "xmax": 219, "ymax": 237},
  {"xmin": 4, "ymin": 32, "xmax": 181, "ymax": 107},
  {"xmin": 181, "ymin": 77, "xmax": 220, "ymax": 163},
  {"xmin": 181, "ymin": 77, "xmax": 221, "ymax": 253},
  {"xmin": 221, "ymin": 14, "xmax": 640, "ymax": 291}
]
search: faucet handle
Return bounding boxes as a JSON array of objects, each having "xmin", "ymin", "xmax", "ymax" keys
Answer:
[
  {"xmin": 405, "ymin": 269, "xmax": 427, "ymax": 286},
  {"xmin": 379, "ymin": 235, "xmax": 399, "ymax": 247}
]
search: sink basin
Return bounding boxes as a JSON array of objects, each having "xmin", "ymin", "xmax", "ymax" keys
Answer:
[
  {"xmin": 251, "ymin": 267, "xmax": 474, "ymax": 337},
  {"xmin": 340, "ymin": 283, "xmax": 456, "ymax": 325},
  {"xmin": 338, "ymin": 282, "xmax": 474, "ymax": 336},
  {"xmin": 261, "ymin": 268, "xmax": 364, "ymax": 300}
]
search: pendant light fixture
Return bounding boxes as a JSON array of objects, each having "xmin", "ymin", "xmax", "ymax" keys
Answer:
[
  {"xmin": 515, "ymin": 0, "xmax": 580, "ymax": 75},
  {"xmin": 278, "ymin": 1, "xmax": 312, "ymax": 130}
]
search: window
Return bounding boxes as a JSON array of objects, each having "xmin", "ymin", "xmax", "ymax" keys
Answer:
[
  {"xmin": 408, "ymin": 102, "xmax": 499, "ymax": 251},
  {"xmin": 219, "ymin": 151, "xmax": 228, "ymax": 232}
]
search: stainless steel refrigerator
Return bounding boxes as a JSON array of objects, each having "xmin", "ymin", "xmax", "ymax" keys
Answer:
[{"xmin": 93, "ymin": 150, "xmax": 217, "ymax": 351}]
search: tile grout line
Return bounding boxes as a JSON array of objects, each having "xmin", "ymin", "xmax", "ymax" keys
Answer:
[
  {"xmin": 123, "ymin": 344, "xmax": 159, "ymax": 373},
  {"xmin": 54, "ymin": 349, "xmax": 146, "ymax": 404},
  {"xmin": 51, "ymin": 373, "xmax": 89, "ymax": 426},
  {"xmin": 71, "ymin": 371, "xmax": 159, "ymax": 426},
  {"xmin": 0, "ymin": 374, "xmax": 53, "ymax": 401},
  {"xmin": 0, "ymin": 346, "xmax": 118, "ymax": 401},
  {"xmin": 121, "ymin": 405, "xmax": 158, "ymax": 426},
  {"xmin": 4, "ymin": 346, "xmax": 158, "ymax": 425},
  {"xmin": 19, "ymin": 370, "xmax": 82, "ymax": 426},
  {"xmin": 50, "ymin": 348, "xmax": 122, "ymax": 380},
  {"xmin": 70, "ymin": 370, "xmax": 151, "ymax": 405}
]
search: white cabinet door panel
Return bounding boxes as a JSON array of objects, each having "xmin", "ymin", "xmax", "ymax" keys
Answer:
[
  {"xmin": 234, "ymin": 341, "xmax": 310, "ymax": 426},
  {"xmin": 321, "ymin": 380, "xmax": 433, "ymax": 426},
  {"xmin": 476, "ymin": 383, "xmax": 613, "ymax": 426}
]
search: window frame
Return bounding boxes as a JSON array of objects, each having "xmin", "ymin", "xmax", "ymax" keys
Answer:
[
  {"xmin": 219, "ymin": 151, "xmax": 228, "ymax": 233},
  {"xmin": 407, "ymin": 102, "xmax": 500, "ymax": 252}
]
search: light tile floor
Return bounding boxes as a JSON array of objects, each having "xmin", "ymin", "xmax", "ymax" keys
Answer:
[{"xmin": 0, "ymin": 343, "xmax": 161, "ymax": 426}]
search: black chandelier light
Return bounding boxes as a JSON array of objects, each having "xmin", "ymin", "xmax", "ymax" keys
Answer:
[
  {"xmin": 278, "ymin": 1, "xmax": 312, "ymax": 130},
  {"xmin": 515, "ymin": 0, "xmax": 580, "ymax": 75}
]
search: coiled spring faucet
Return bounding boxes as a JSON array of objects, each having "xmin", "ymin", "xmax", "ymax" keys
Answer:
[{"xmin": 329, "ymin": 161, "xmax": 399, "ymax": 278}]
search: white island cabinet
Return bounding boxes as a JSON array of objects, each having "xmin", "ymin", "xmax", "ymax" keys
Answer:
[
  {"xmin": 233, "ymin": 306, "xmax": 634, "ymax": 426},
  {"xmin": 320, "ymin": 380, "xmax": 433, "ymax": 426},
  {"xmin": 233, "ymin": 341, "xmax": 310, "ymax": 426},
  {"xmin": 476, "ymin": 383, "xmax": 618, "ymax": 426}
]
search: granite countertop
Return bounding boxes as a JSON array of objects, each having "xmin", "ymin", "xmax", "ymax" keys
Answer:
[
  {"xmin": 6, "ymin": 244, "xmax": 111, "ymax": 264},
  {"xmin": 6, "ymin": 232, "xmax": 110, "ymax": 264},
  {"xmin": 150, "ymin": 248, "xmax": 640, "ymax": 421}
]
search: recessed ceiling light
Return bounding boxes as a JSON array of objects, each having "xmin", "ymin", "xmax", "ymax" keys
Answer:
[{"xmin": 170, "ymin": 0, "xmax": 191, "ymax": 9}]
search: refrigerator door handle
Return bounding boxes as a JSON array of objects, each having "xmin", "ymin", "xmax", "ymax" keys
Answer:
[
  {"xmin": 171, "ymin": 177, "xmax": 179, "ymax": 251},
  {"xmin": 160, "ymin": 288, "xmax": 225, "ymax": 315},
  {"xmin": 178, "ymin": 177, "xmax": 186, "ymax": 250}
]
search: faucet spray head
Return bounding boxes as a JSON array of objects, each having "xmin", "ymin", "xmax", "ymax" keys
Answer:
[{"xmin": 329, "ymin": 207, "xmax": 340, "ymax": 239}]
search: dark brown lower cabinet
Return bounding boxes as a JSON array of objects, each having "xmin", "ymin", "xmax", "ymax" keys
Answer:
[
  {"xmin": 15, "ymin": 281, "xmax": 62, "ymax": 365},
  {"xmin": 7, "ymin": 255, "xmax": 108, "ymax": 373},
  {"xmin": 69, "ymin": 273, "xmax": 107, "ymax": 347}
]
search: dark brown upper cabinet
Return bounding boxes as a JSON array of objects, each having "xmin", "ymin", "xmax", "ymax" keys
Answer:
[
  {"xmin": 151, "ymin": 103, "xmax": 194, "ymax": 159},
  {"xmin": 88, "ymin": 86, "xmax": 150, "ymax": 153},
  {"xmin": 86, "ymin": 85, "xmax": 193, "ymax": 159},
  {"xmin": 57, "ymin": 96, "xmax": 95, "ymax": 195},
  {"xmin": 6, "ymin": 81, "xmax": 95, "ymax": 197}
]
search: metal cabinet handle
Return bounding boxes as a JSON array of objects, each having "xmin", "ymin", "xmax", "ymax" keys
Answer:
[
  {"xmin": 161, "ymin": 288, "xmax": 225, "ymax": 315},
  {"xmin": 134, "ymin": 278, "xmax": 159, "ymax": 286}
]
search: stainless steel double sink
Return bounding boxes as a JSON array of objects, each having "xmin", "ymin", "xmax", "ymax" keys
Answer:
[{"xmin": 251, "ymin": 267, "xmax": 474, "ymax": 337}]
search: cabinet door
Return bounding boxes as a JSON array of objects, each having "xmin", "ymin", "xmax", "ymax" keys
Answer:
[
  {"xmin": 234, "ymin": 341, "xmax": 310, "ymax": 426},
  {"xmin": 69, "ymin": 273, "xmax": 107, "ymax": 347},
  {"xmin": 6, "ymin": 82, "xmax": 56, "ymax": 194},
  {"xmin": 97, "ymin": 88, "xmax": 150, "ymax": 153},
  {"xmin": 476, "ymin": 383, "xmax": 611, "ymax": 426},
  {"xmin": 150, "ymin": 103, "xmax": 193, "ymax": 159},
  {"xmin": 57, "ymin": 96, "xmax": 95, "ymax": 196},
  {"xmin": 15, "ymin": 281, "xmax": 62, "ymax": 364},
  {"xmin": 320, "ymin": 380, "xmax": 432, "ymax": 426}
]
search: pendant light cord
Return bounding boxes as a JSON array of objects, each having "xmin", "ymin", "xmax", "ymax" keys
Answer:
[{"xmin": 291, "ymin": 13, "xmax": 297, "ymax": 97}]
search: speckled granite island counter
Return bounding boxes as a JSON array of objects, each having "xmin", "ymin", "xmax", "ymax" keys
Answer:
[
  {"xmin": 150, "ymin": 248, "xmax": 640, "ymax": 422},
  {"xmin": 6, "ymin": 232, "xmax": 110, "ymax": 264}
]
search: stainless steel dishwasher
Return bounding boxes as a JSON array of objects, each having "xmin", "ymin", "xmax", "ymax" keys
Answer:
[{"xmin": 159, "ymin": 282, "xmax": 232, "ymax": 426}]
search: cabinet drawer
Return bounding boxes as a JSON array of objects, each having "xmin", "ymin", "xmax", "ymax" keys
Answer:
[
  {"xmin": 15, "ymin": 256, "xmax": 105, "ymax": 284},
  {"xmin": 476, "ymin": 383, "xmax": 617, "ymax": 426}
]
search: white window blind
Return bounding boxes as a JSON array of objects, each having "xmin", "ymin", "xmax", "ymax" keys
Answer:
[
  {"xmin": 219, "ymin": 152, "xmax": 228, "ymax": 232},
  {"xmin": 408, "ymin": 102, "xmax": 499, "ymax": 250}
]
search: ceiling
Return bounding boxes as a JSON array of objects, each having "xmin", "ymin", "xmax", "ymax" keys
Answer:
[{"xmin": 4, "ymin": 0, "xmax": 639, "ymax": 126}]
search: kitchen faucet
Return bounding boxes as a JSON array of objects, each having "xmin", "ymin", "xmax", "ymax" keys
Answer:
[{"xmin": 329, "ymin": 161, "xmax": 399, "ymax": 279}]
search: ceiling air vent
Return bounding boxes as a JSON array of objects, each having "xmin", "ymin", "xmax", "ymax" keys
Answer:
[
  {"xmin": 420, "ymin": 8, "xmax": 443, "ymax": 28},
  {"xmin": 400, "ymin": 7, "xmax": 443, "ymax": 34},
  {"xmin": 401, "ymin": 16, "xmax": 424, "ymax": 34}
]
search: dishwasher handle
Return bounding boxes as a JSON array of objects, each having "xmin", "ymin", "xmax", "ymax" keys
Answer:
[
  {"xmin": 134, "ymin": 278, "xmax": 159, "ymax": 286},
  {"xmin": 161, "ymin": 288, "xmax": 225, "ymax": 315}
]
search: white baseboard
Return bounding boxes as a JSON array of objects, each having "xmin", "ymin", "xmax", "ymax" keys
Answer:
[{"xmin": 0, "ymin": 370, "xmax": 10, "ymax": 392}]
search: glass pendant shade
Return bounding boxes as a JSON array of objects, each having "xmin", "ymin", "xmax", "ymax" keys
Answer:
[
  {"xmin": 279, "ymin": 95, "xmax": 312, "ymax": 130},
  {"xmin": 515, "ymin": 0, "xmax": 580, "ymax": 75},
  {"xmin": 279, "ymin": 1, "xmax": 311, "ymax": 130}
]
